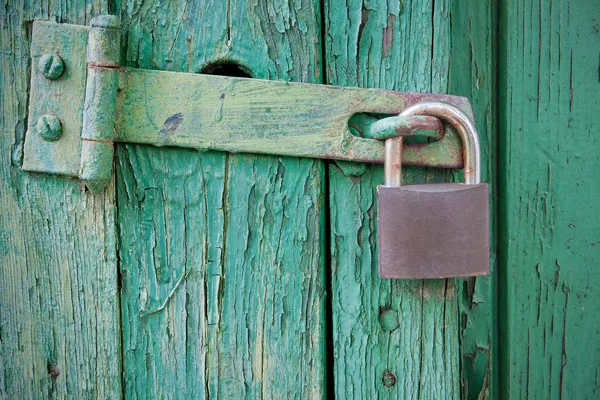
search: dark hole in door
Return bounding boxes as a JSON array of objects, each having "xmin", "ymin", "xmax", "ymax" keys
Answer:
[{"xmin": 200, "ymin": 61, "xmax": 253, "ymax": 78}]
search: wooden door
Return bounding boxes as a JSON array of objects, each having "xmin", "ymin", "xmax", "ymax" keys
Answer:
[{"xmin": 2, "ymin": 0, "xmax": 598, "ymax": 399}]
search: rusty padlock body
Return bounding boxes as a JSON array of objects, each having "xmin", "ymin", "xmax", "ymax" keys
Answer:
[{"xmin": 377, "ymin": 102, "xmax": 490, "ymax": 279}]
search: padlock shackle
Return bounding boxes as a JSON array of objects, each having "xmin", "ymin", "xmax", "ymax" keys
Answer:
[{"xmin": 384, "ymin": 102, "xmax": 482, "ymax": 187}]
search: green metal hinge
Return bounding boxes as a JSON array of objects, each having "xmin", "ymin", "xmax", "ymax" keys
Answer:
[{"xmin": 23, "ymin": 15, "xmax": 472, "ymax": 192}]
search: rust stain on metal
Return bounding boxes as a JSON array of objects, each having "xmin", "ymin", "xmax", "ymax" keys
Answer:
[{"xmin": 395, "ymin": 115, "xmax": 444, "ymax": 140}]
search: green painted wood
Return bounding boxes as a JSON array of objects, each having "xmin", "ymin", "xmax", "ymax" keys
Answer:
[
  {"xmin": 116, "ymin": 0, "xmax": 327, "ymax": 398},
  {"xmin": 498, "ymin": 1, "xmax": 600, "ymax": 398},
  {"xmin": 0, "ymin": 2, "xmax": 121, "ymax": 399},
  {"xmin": 325, "ymin": 0, "xmax": 496, "ymax": 398}
]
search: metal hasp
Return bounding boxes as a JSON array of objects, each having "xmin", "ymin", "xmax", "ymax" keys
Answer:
[
  {"xmin": 23, "ymin": 16, "xmax": 474, "ymax": 192},
  {"xmin": 377, "ymin": 102, "xmax": 490, "ymax": 279}
]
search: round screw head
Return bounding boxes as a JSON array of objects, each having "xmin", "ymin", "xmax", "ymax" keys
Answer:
[
  {"xmin": 47, "ymin": 362, "xmax": 60, "ymax": 380},
  {"xmin": 36, "ymin": 115, "xmax": 62, "ymax": 141},
  {"xmin": 379, "ymin": 308, "xmax": 399, "ymax": 332},
  {"xmin": 382, "ymin": 371, "xmax": 397, "ymax": 387},
  {"xmin": 39, "ymin": 54, "xmax": 65, "ymax": 80}
]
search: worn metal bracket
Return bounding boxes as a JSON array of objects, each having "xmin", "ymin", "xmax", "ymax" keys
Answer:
[{"xmin": 24, "ymin": 16, "xmax": 473, "ymax": 192}]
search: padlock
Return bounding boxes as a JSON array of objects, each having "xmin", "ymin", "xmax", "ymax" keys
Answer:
[{"xmin": 377, "ymin": 101, "xmax": 490, "ymax": 279}]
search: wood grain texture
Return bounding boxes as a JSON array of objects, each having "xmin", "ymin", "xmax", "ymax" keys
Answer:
[
  {"xmin": 498, "ymin": 1, "xmax": 600, "ymax": 398},
  {"xmin": 0, "ymin": 1, "xmax": 121, "ymax": 398},
  {"xmin": 325, "ymin": 1, "xmax": 458, "ymax": 398},
  {"xmin": 325, "ymin": 0, "xmax": 496, "ymax": 398},
  {"xmin": 116, "ymin": 0, "xmax": 327, "ymax": 398}
]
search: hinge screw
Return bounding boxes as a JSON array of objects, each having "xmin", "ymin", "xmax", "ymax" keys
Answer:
[
  {"xmin": 379, "ymin": 308, "xmax": 399, "ymax": 332},
  {"xmin": 382, "ymin": 371, "xmax": 397, "ymax": 387},
  {"xmin": 36, "ymin": 115, "xmax": 62, "ymax": 141},
  {"xmin": 47, "ymin": 361, "xmax": 60, "ymax": 380},
  {"xmin": 39, "ymin": 54, "xmax": 65, "ymax": 80}
]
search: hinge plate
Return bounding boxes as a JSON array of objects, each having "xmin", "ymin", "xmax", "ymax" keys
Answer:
[{"xmin": 24, "ymin": 21, "xmax": 89, "ymax": 177}]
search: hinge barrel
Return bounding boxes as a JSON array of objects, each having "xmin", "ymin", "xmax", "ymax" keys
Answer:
[{"xmin": 80, "ymin": 16, "xmax": 121, "ymax": 192}]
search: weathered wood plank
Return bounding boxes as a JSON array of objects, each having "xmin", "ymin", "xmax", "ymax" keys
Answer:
[
  {"xmin": 326, "ymin": 1, "xmax": 458, "ymax": 398},
  {"xmin": 325, "ymin": 0, "xmax": 496, "ymax": 398},
  {"xmin": 117, "ymin": 146, "xmax": 225, "ymax": 399},
  {"xmin": 0, "ymin": 2, "xmax": 121, "ymax": 398},
  {"xmin": 117, "ymin": 0, "xmax": 327, "ymax": 398},
  {"xmin": 498, "ymin": 1, "xmax": 600, "ymax": 398}
]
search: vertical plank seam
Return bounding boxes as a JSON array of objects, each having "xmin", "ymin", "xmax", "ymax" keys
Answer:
[
  {"xmin": 114, "ymin": 170, "xmax": 127, "ymax": 400},
  {"xmin": 491, "ymin": 0, "xmax": 501, "ymax": 398},
  {"xmin": 318, "ymin": 0, "xmax": 336, "ymax": 398},
  {"xmin": 496, "ymin": 0, "xmax": 507, "ymax": 397}
]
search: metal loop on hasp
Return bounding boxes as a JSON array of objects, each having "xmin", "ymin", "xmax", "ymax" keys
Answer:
[{"xmin": 384, "ymin": 101, "xmax": 482, "ymax": 187}]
